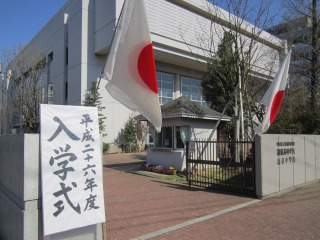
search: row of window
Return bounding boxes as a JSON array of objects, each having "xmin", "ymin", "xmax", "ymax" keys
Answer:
[
  {"xmin": 43, "ymin": 69, "xmax": 205, "ymax": 106},
  {"xmin": 157, "ymin": 71, "xmax": 207, "ymax": 106}
]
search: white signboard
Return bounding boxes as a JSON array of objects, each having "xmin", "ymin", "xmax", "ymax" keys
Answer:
[{"xmin": 40, "ymin": 104, "xmax": 105, "ymax": 236}]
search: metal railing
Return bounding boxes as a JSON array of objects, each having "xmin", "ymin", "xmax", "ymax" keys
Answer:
[{"xmin": 186, "ymin": 139, "xmax": 255, "ymax": 194}]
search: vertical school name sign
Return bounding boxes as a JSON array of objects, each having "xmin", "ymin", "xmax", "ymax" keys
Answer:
[{"xmin": 40, "ymin": 104, "xmax": 105, "ymax": 236}]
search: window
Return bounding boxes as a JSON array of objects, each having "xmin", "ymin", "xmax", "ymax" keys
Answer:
[
  {"xmin": 148, "ymin": 133, "xmax": 154, "ymax": 147},
  {"xmin": 176, "ymin": 126, "xmax": 189, "ymax": 148},
  {"xmin": 65, "ymin": 47, "xmax": 68, "ymax": 65},
  {"xmin": 65, "ymin": 82, "xmax": 68, "ymax": 101},
  {"xmin": 157, "ymin": 71, "xmax": 174, "ymax": 105},
  {"xmin": 155, "ymin": 126, "xmax": 189, "ymax": 149},
  {"xmin": 41, "ymin": 86, "xmax": 46, "ymax": 103},
  {"xmin": 156, "ymin": 126, "xmax": 173, "ymax": 148},
  {"xmin": 47, "ymin": 52, "xmax": 53, "ymax": 104},
  {"xmin": 181, "ymin": 76, "xmax": 207, "ymax": 106},
  {"xmin": 47, "ymin": 83, "xmax": 53, "ymax": 104}
]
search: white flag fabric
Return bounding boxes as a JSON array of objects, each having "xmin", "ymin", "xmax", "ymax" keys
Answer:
[
  {"xmin": 102, "ymin": 0, "xmax": 162, "ymax": 132},
  {"xmin": 255, "ymin": 49, "xmax": 292, "ymax": 135}
]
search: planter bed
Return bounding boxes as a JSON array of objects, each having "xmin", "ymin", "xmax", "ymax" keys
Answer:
[
  {"xmin": 163, "ymin": 169, "xmax": 177, "ymax": 175},
  {"xmin": 141, "ymin": 166, "xmax": 152, "ymax": 171},
  {"xmin": 141, "ymin": 164, "xmax": 177, "ymax": 175},
  {"xmin": 151, "ymin": 167, "xmax": 163, "ymax": 174}
]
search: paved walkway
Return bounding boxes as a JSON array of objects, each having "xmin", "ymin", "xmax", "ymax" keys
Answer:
[{"xmin": 102, "ymin": 152, "xmax": 320, "ymax": 240}]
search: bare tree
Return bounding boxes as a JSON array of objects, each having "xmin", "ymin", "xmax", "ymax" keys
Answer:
[
  {"xmin": 264, "ymin": 0, "xmax": 320, "ymax": 133},
  {"xmin": 282, "ymin": 0, "xmax": 320, "ymax": 113},
  {"xmin": 179, "ymin": 0, "xmax": 284, "ymax": 139},
  {"xmin": 1, "ymin": 45, "xmax": 47, "ymax": 133},
  {"xmin": 136, "ymin": 121, "xmax": 149, "ymax": 151}
]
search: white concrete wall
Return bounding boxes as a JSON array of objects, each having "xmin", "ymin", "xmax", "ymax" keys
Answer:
[
  {"xmin": 255, "ymin": 134, "xmax": 320, "ymax": 198},
  {"xmin": 0, "ymin": 134, "xmax": 42, "ymax": 240},
  {"xmin": 147, "ymin": 149, "xmax": 186, "ymax": 171},
  {"xmin": 147, "ymin": 118, "xmax": 219, "ymax": 171},
  {"xmin": 146, "ymin": 0, "xmax": 282, "ymax": 76},
  {"xmin": 94, "ymin": 0, "xmax": 117, "ymax": 54}
]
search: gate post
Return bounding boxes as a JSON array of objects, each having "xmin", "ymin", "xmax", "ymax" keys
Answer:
[
  {"xmin": 186, "ymin": 141, "xmax": 190, "ymax": 187},
  {"xmin": 0, "ymin": 134, "xmax": 43, "ymax": 240}
]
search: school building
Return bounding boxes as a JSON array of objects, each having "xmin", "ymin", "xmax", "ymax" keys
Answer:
[{"xmin": 6, "ymin": 0, "xmax": 284, "ymax": 151}]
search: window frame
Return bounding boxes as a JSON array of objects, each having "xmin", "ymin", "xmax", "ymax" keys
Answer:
[
  {"xmin": 180, "ymin": 75, "xmax": 207, "ymax": 106},
  {"xmin": 154, "ymin": 125, "xmax": 190, "ymax": 150},
  {"xmin": 155, "ymin": 126, "xmax": 173, "ymax": 148},
  {"xmin": 157, "ymin": 71, "xmax": 174, "ymax": 105}
]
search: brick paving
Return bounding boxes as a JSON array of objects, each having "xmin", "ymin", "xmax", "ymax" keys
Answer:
[{"xmin": 102, "ymin": 152, "xmax": 320, "ymax": 240}]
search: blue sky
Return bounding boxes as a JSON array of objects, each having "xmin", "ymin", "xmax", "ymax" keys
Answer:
[
  {"xmin": 0, "ymin": 0, "xmax": 283, "ymax": 51},
  {"xmin": 0, "ymin": 0, "xmax": 67, "ymax": 50},
  {"xmin": 214, "ymin": 0, "xmax": 284, "ymax": 27}
]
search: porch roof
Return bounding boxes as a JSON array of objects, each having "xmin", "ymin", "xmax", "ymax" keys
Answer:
[{"xmin": 136, "ymin": 97, "xmax": 231, "ymax": 121}]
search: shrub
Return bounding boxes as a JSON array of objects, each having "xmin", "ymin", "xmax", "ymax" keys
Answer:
[
  {"xmin": 102, "ymin": 142, "xmax": 110, "ymax": 153},
  {"xmin": 116, "ymin": 118, "xmax": 139, "ymax": 153}
]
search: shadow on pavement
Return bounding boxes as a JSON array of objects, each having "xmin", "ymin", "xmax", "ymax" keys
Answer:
[
  {"xmin": 151, "ymin": 179, "xmax": 257, "ymax": 198},
  {"xmin": 103, "ymin": 161, "xmax": 146, "ymax": 170}
]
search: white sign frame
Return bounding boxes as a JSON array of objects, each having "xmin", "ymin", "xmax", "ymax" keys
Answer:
[{"xmin": 40, "ymin": 104, "xmax": 105, "ymax": 236}]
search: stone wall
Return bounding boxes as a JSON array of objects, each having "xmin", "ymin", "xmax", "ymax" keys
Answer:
[
  {"xmin": 0, "ymin": 134, "xmax": 42, "ymax": 240},
  {"xmin": 255, "ymin": 134, "xmax": 320, "ymax": 198}
]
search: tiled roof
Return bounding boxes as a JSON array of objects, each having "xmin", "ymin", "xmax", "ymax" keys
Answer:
[
  {"xmin": 135, "ymin": 97, "xmax": 230, "ymax": 121},
  {"xmin": 161, "ymin": 97, "xmax": 230, "ymax": 120}
]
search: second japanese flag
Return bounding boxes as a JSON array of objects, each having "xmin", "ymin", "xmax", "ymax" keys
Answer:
[
  {"xmin": 102, "ymin": 0, "xmax": 162, "ymax": 132},
  {"xmin": 255, "ymin": 49, "xmax": 292, "ymax": 135}
]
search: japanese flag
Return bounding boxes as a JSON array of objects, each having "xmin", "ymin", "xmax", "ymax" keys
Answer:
[
  {"xmin": 102, "ymin": 0, "xmax": 162, "ymax": 132},
  {"xmin": 255, "ymin": 49, "xmax": 292, "ymax": 135}
]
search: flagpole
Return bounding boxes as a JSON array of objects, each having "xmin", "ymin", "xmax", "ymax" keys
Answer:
[
  {"xmin": 95, "ymin": 0, "xmax": 127, "ymax": 92},
  {"xmin": 94, "ymin": 2, "xmax": 128, "ymax": 239},
  {"xmin": 239, "ymin": 77, "xmax": 244, "ymax": 141}
]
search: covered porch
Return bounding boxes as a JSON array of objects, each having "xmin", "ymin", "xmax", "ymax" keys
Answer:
[{"xmin": 137, "ymin": 97, "xmax": 230, "ymax": 171}]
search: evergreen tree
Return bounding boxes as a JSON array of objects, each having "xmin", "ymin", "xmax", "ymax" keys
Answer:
[
  {"xmin": 201, "ymin": 32, "xmax": 239, "ymax": 139},
  {"xmin": 83, "ymin": 81, "xmax": 107, "ymax": 137},
  {"xmin": 201, "ymin": 31, "xmax": 237, "ymax": 115},
  {"xmin": 117, "ymin": 118, "xmax": 139, "ymax": 153}
]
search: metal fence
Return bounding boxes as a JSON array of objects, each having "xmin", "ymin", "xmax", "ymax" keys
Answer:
[{"xmin": 186, "ymin": 140, "xmax": 255, "ymax": 194}]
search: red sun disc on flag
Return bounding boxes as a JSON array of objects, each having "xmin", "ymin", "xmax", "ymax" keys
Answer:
[
  {"xmin": 138, "ymin": 43, "xmax": 158, "ymax": 94},
  {"xmin": 270, "ymin": 90, "xmax": 285, "ymax": 124}
]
